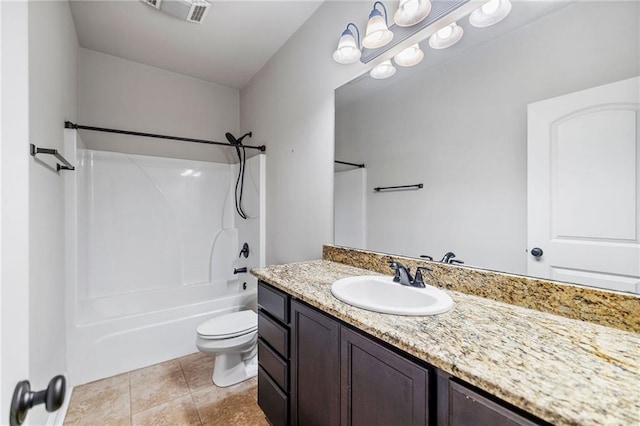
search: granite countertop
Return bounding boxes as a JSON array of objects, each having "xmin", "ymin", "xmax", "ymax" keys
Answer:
[{"xmin": 252, "ymin": 260, "xmax": 640, "ymax": 426}]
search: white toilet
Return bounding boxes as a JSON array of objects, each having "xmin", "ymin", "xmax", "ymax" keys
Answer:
[{"xmin": 195, "ymin": 309, "xmax": 258, "ymax": 387}]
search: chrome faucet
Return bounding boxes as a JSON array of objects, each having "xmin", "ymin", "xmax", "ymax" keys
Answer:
[
  {"xmin": 388, "ymin": 261, "xmax": 429, "ymax": 288},
  {"xmin": 440, "ymin": 252, "xmax": 456, "ymax": 263},
  {"xmin": 440, "ymin": 252, "xmax": 464, "ymax": 264}
]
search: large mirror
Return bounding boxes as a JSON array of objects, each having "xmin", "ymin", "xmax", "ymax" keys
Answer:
[{"xmin": 334, "ymin": 1, "xmax": 640, "ymax": 294}]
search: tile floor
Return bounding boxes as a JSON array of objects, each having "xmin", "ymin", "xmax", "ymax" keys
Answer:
[{"xmin": 63, "ymin": 352, "xmax": 269, "ymax": 426}]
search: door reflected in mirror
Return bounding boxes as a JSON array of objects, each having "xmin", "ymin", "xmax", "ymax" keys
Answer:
[{"xmin": 334, "ymin": 1, "xmax": 640, "ymax": 294}]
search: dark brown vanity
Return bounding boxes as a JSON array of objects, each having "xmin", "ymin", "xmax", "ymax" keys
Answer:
[{"xmin": 257, "ymin": 280, "xmax": 545, "ymax": 426}]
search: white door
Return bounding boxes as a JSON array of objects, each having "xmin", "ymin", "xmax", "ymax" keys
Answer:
[
  {"xmin": 527, "ymin": 76, "xmax": 640, "ymax": 293},
  {"xmin": 1, "ymin": 1, "xmax": 32, "ymax": 423},
  {"xmin": 334, "ymin": 168, "xmax": 366, "ymax": 248}
]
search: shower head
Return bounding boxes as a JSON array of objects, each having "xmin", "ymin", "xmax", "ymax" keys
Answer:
[{"xmin": 225, "ymin": 131, "xmax": 252, "ymax": 145}]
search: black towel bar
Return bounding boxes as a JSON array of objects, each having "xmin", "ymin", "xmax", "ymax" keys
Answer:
[
  {"xmin": 374, "ymin": 183, "xmax": 423, "ymax": 192},
  {"xmin": 29, "ymin": 144, "xmax": 75, "ymax": 171}
]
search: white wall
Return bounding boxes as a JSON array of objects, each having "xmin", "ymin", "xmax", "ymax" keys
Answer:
[
  {"xmin": 0, "ymin": 2, "xmax": 30, "ymax": 423},
  {"xmin": 79, "ymin": 48, "xmax": 240, "ymax": 163},
  {"xmin": 28, "ymin": 2, "xmax": 79, "ymax": 424},
  {"xmin": 335, "ymin": 1, "xmax": 640, "ymax": 275},
  {"xmin": 240, "ymin": 1, "xmax": 368, "ymax": 264}
]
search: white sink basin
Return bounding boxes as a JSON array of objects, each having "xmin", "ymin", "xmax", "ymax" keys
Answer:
[{"xmin": 331, "ymin": 275, "xmax": 454, "ymax": 316}]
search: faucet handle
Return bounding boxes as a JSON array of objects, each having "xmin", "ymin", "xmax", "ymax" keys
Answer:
[
  {"xmin": 413, "ymin": 266, "xmax": 432, "ymax": 288},
  {"xmin": 419, "ymin": 255, "xmax": 433, "ymax": 261},
  {"xmin": 450, "ymin": 259, "xmax": 464, "ymax": 265},
  {"xmin": 388, "ymin": 261, "xmax": 404, "ymax": 283}
]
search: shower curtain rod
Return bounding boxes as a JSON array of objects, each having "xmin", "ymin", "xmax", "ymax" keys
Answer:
[
  {"xmin": 64, "ymin": 121, "xmax": 266, "ymax": 152},
  {"xmin": 335, "ymin": 160, "xmax": 365, "ymax": 168}
]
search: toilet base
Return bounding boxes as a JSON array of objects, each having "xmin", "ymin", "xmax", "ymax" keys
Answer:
[{"xmin": 212, "ymin": 349, "xmax": 258, "ymax": 387}]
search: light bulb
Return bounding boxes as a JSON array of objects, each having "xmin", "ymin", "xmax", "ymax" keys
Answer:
[
  {"xmin": 394, "ymin": 44, "xmax": 424, "ymax": 67},
  {"xmin": 469, "ymin": 0, "xmax": 512, "ymax": 28},
  {"xmin": 394, "ymin": 0, "xmax": 431, "ymax": 27},
  {"xmin": 333, "ymin": 25, "xmax": 361, "ymax": 65},
  {"xmin": 370, "ymin": 60, "xmax": 396, "ymax": 79},
  {"xmin": 482, "ymin": 0, "xmax": 500, "ymax": 15},
  {"xmin": 436, "ymin": 25, "xmax": 453, "ymax": 39},
  {"xmin": 363, "ymin": 3, "xmax": 394, "ymax": 49},
  {"xmin": 428, "ymin": 22, "xmax": 463, "ymax": 49},
  {"xmin": 363, "ymin": 14, "xmax": 394, "ymax": 48}
]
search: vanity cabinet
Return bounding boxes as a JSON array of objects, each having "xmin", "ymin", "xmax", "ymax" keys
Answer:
[
  {"xmin": 257, "ymin": 282, "xmax": 290, "ymax": 426},
  {"xmin": 289, "ymin": 299, "xmax": 427, "ymax": 426},
  {"xmin": 340, "ymin": 326, "xmax": 429, "ymax": 425},
  {"xmin": 445, "ymin": 380, "xmax": 540, "ymax": 426},
  {"xmin": 257, "ymin": 281, "xmax": 545, "ymax": 426},
  {"xmin": 290, "ymin": 300, "xmax": 340, "ymax": 425}
]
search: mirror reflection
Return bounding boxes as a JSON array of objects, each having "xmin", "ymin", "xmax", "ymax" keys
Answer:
[{"xmin": 334, "ymin": 1, "xmax": 640, "ymax": 294}]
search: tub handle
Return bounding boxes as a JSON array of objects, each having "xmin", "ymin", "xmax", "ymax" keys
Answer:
[{"xmin": 239, "ymin": 242, "xmax": 249, "ymax": 258}]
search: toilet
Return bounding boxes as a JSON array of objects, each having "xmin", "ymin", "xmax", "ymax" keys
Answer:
[{"xmin": 196, "ymin": 309, "xmax": 258, "ymax": 387}]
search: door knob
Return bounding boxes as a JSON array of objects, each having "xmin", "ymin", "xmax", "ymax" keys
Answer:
[
  {"xmin": 10, "ymin": 375, "xmax": 65, "ymax": 426},
  {"xmin": 530, "ymin": 247, "xmax": 544, "ymax": 258}
]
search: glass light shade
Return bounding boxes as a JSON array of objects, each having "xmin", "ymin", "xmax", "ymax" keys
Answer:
[
  {"xmin": 428, "ymin": 22, "xmax": 463, "ymax": 49},
  {"xmin": 333, "ymin": 32, "xmax": 361, "ymax": 64},
  {"xmin": 394, "ymin": 44, "xmax": 424, "ymax": 67},
  {"xmin": 362, "ymin": 13, "xmax": 394, "ymax": 49},
  {"xmin": 394, "ymin": 0, "xmax": 432, "ymax": 27},
  {"xmin": 469, "ymin": 0, "xmax": 512, "ymax": 28},
  {"xmin": 369, "ymin": 60, "xmax": 396, "ymax": 79}
]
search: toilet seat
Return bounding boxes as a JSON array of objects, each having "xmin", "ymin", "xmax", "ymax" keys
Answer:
[{"xmin": 197, "ymin": 310, "xmax": 257, "ymax": 340}]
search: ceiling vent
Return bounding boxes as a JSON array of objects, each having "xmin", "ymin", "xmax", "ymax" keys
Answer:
[{"xmin": 140, "ymin": 0, "xmax": 211, "ymax": 24}]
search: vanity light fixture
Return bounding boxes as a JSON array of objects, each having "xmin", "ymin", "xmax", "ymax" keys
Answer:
[
  {"xmin": 362, "ymin": 1, "xmax": 394, "ymax": 49},
  {"xmin": 394, "ymin": 0, "xmax": 432, "ymax": 27},
  {"xmin": 333, "ymin": 23, "xmax": 362, "ymax": 64},
  {"xmin": 428, "ymin": 22, "xmax": 463, "ymax": 49},
  {"xmin": 331, "ymin": 0, "xmax": 515, "ymax": 80},
  {"xmin": 469, "ymin": 0, "xmax": 512, "ymax": 27},
  {"xmin": 370, "ymin": 59, "xmax": 396, "ymax": 79},
  {"xmin": 394, "ymin": 44, "xmax": 424, "ymax": 67}
]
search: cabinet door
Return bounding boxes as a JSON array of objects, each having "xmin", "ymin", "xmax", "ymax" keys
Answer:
[
  {"xmin": 290, "ymin": 300, "xmax": 340, "ymax": 426},
  {"xmin": 341, "ymin": 326, "xmax": 429, "ymax": 426},
  {"xmin": 449, "ymin": 381, "xmax": 541, "ymax": 426}
]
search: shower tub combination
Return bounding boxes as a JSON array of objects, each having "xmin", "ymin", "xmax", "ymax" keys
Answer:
[{"xmin": 66, "ymin": 148, "xmax": 264, "ymax": 385}]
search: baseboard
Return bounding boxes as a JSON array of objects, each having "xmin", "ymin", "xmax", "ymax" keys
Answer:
[{"xmin": 46, "ymin": 373, "xmax": 72, "ymax": 426}]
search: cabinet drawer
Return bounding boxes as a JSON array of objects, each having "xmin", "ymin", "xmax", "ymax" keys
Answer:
[
  {"xmin": 258, "ymin": 366, "xmax": 288, "ymax": 426},
  {"xmin": 258, "ymin": 281, "xmax": 289, "ymax": 324},
  {"xmin": 258, "ymin": 338, "xmax": 288, "ymax": 392},
  {"xmin": 450, "ymin": 381, "xmax": 541, "ymax": 426},
  {"xmin": 258, "ymin": 310, "xmax": 289, "ymax": 358}
]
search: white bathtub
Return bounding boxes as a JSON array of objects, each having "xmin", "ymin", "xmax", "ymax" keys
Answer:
[
  {"xmin": 68, "ymin": 289, "xmax": 256, "ymax": 385},
  {"xmin": 66, "ymin": 150, "xmax": 263, "ymax": 385}
]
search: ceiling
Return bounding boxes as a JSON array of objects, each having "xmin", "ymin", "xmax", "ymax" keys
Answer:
[{"xmin": 69, "ymin": 0, "xmax": 323, "ymax": 89}]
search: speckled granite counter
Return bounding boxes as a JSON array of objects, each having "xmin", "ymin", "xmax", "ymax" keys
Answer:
[
  {"xmin": 324, "ymin": 245, "xmax": 640, "ymax": 333},
  {"xmin": 252, "ymin": 260, "xmax": 640, "ymax": 426}
]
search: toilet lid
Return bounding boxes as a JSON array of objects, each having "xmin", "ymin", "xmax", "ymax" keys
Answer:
[{"xmin": 197, "ymin": 310, "xmax": 257, "ymax": 338}]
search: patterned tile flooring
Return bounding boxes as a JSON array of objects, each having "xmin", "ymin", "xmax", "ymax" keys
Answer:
[{"xmin": 63, "ymin": 352, "xmax": 268, "ymax": 426}]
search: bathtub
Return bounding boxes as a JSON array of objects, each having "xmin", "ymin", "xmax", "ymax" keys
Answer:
[
  {"xmin": 66, "ymin": 149, "xmax": 263, "ymax": 385},
  {"xmin": 68, "ymin": 289, "xmax": 256, "ymax": 385}
]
